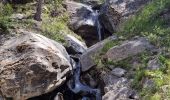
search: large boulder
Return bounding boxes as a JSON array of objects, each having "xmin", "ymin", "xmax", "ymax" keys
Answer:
[
  {"xmin": 99, "ymin": 0, "xmax": 151, "ymax": 33},
  {"xmin": 64, "ymin": 1, "xmax": 95, "ymax": 31},
  {"xmin": 0, "ymin": 31, "xmax": 72, "ymax": 100},
  {"xmin": 105, "ymin": 37, "xmax": 153, "ymax": 62},
  {"xmin": 64, "ymin": 1, "xmax": 103, "ymax": 46},
  {"xmin": 80, "ymin": 36, "xmax": 117, "ymax": 72}
]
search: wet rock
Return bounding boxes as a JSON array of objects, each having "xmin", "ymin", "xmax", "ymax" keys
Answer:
[
  {"xmin": 80, "ymin": 36, "xmax": 117, "ymax": 72},
  {"xmin": 147, "ymin": 58, "xmax": 161, "ymax": 70},
  {"xmin": 0, "ymin": 31, "xmax": 72, "ymax": 100},
  {"xmin": 64, "ymin": 1, "xmax": 109, "ymax": 46},
  {"xmin": 105, "ymin": 37, "xmax": 153, "ymax": 62},
  {"xmin": 99, "ymin": 0, "xmax": 151, "ymax": 33},
  {"xmin": 64, "ymin": 1, "xmax": 95, "ymax": 31},
  {"xmin": 111, "ymin": 67, "xmax": 126, "ymax": 77},
  {"xmin": 64, "ymin": 34, "xmax": 87, "ymax": 54},
  {"xmin": 81, "ymin": 73, "xmax": 97, "ymax": 88}
]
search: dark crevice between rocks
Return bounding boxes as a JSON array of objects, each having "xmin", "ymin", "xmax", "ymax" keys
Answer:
[
  {"xmin": 74, "ymin": 25, "xmax": 112, "ymax": 47},
  {"xmin": 27, "ymin": 81, "xmax": 82, "ymax": 100}
]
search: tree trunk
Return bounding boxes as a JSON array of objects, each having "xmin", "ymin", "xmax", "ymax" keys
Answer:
[{"xmin": 34, "ymin": 0, "xmax": 43, "ymax": 21}]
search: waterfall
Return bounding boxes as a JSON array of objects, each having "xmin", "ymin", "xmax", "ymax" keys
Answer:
[
  {"xmin": 95, "ymin": 10, "xmax": 102, "ymax": 41},
  {"xmin": 67, "ymin": 56, "xmax": 101, "ymax": 100},
  {"xmin": 66, "ymin": 2, "xmax": 103, "ymax": 99},
  {"xmin": 85, "ymin": 9, "xmax": 102, "ymax": 41},
  {"xmin": 77, "ymin": 2, "xmax": 102, "ymax": 41}
]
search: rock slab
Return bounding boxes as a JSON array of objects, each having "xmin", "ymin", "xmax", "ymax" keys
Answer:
[
  {"xmin": 80, "ymin": 36, "xmax": 117, "ymax": 72},
  {"xmin": 105, "ymin": 37, "xmax": 152, "ymax": 62}
]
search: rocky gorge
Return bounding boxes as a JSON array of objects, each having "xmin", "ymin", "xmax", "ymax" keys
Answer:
[{"xmin": 0, "ymin": 0, "xmax": 170, "ymax": 100}]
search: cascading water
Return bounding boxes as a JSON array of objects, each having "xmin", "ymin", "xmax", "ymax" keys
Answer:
[
  {"xmin": 66, "ymin": 3, "xmax": 103, "ymax": 100},
  {"xmin": 95, "ymin": 10, "xmax": 102, "ymax": 41},
  {"xmin": 67, "ymin": 56, "xmax": 101, "ymax": 100},
  {"xmin": 80, "ymin": 3, "xmax": 103, "ymax": 41}
]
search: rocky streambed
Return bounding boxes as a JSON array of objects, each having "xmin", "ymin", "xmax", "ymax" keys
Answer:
[{"xmin": 0, "ymin": 0, "xmax": 154, "ymax": 100}]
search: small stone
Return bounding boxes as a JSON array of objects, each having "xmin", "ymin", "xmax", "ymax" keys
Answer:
[
  {"xmin": 111, "ymin": 68, "xmax": 126, "ymax": 77},
  {"xmin": 147, "ymin": 59, "xmax": 161, "ymax": 70},
  {"xmin": 11, "ymin": 14, "xmax": 25, "ymax": 20},
  {"xmin": 143, "ymin": 78, "xmax": 155, "ymax": 88}
]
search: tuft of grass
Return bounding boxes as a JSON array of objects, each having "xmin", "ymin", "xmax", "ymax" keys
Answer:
[
  {"xmin": 41, "ymin": 17, "xmax": 67, "ymax": 43},
  {"xmin": 102, "ymin": 40, "xmax": 120, "ymax": 53},
  {"xmin": 0, "ymin": 3, "xmax": 13, "ymax": 33}
]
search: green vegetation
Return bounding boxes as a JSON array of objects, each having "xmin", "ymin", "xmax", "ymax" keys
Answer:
[
  {"xmin": 94, "ymin": 39, "xmax": 121, "ymax": 69},
  {"xmin": 102, "ymin": 40, "xmax": 121, "ymax": 53},
  {"xmin": 120, "ymin": 0, "xmax": 170, "ymax": 48},
  {"xmin": 0, "ymin": 0, "xmax": 83, "ymax": 44},
  {"xmin": 120, "ymin": 0, "xmax": 170, "ymax": 98},
  {"xmin": 88, "ymin": 1, "xmax": 170, "ymax": 99},
  {"xmin": 0, "ymin": 3, "xmax": 13, "ymax": 33},
  {"xmin": 97, "ymin": 0, "xmax": 170, "ymax": 99}
]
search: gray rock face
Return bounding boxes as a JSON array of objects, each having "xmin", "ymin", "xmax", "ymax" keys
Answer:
[
  {"xmin": 80, "ymin": 36, "xmax": 117, "ymax": 72},
  {"xmin": 64, "ymin": 1, "xmax": 101, "ymax": 46},
  {"xmin": 64, "ymin": 1, "xmax": 95, "ymax": 31},
  {"xmin": 111, "ymin": 67, "xmax": 126, "ymax": 77},
  {"xmin": 101, "ymin": 72, "xmax": 138, "ymax": 100},
  {"xmin": 105, "ymin": 37, "xmax": 152, "ymax": 62},
  {"xmin": 64, "ymin": 34, "xmax": 87, "ymax": 54},
  {"xmin": 99, "ymin": 0, "xmax": 121, "ymax": 33},
  {"xmin": 99, "ymin": 0, "xmax": 151, "ymax": 33},
  {"xmin": 0, "ymin": 31, "xmax": 72, "ymax": 100},
  {"xmin": 107, "ymin": 0, "xmax": 151, "ymax": 17}
]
